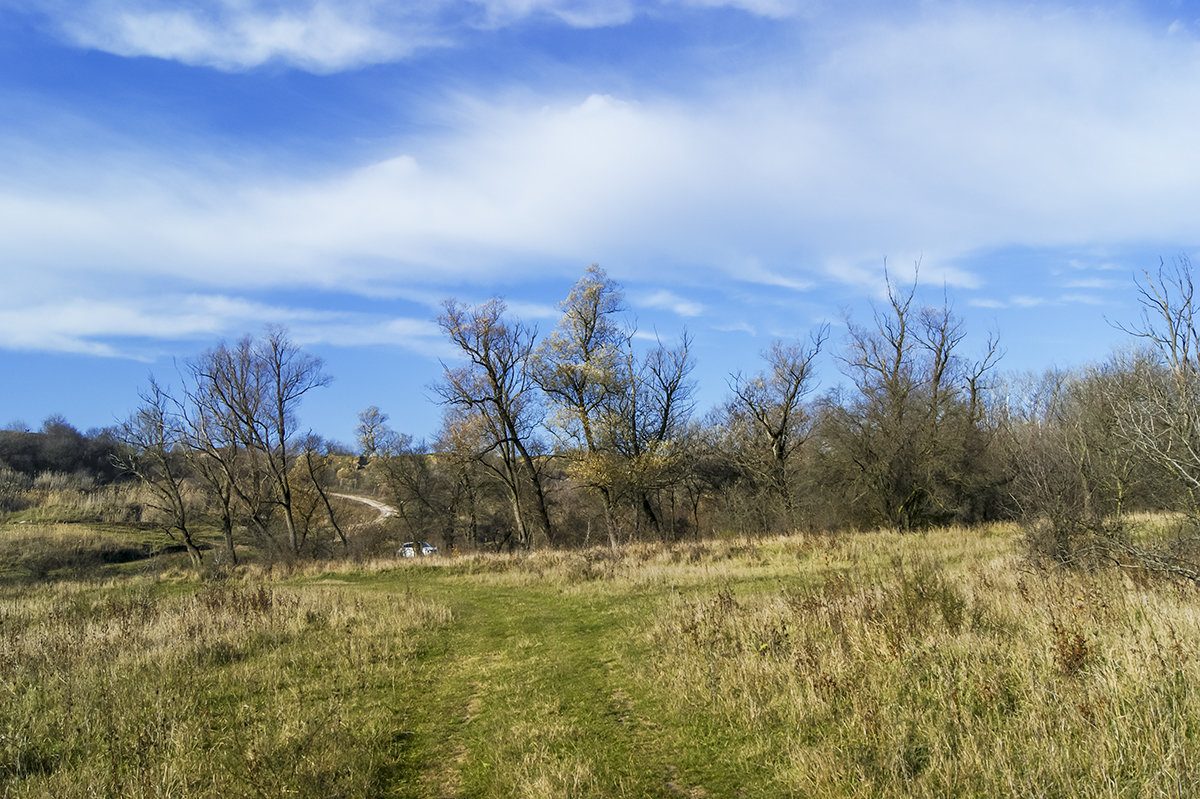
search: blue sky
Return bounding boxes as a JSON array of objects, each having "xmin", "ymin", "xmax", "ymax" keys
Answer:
[{"xmin": 2, "ymin": 0, "xmax": 1199, "ymax": 446}]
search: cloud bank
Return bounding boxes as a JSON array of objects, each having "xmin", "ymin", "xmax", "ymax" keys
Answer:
[{"xmin": 4, "ymin": 3, "xmax": 1199, "ymax": 356}]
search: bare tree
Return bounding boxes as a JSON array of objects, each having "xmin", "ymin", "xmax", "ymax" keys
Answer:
[
  {"xmin": 534, "ymin": 265, "xmax": 697, "ymax": 542},
  {"xmin": 179, "ymin": 364, "xmax": 248, "ymax": 564},
  {"xmin": 822, "ymin": 267, "xmax": 1001, "ymax": 529},
  {"xmin": 1115, "ymin": 258, "xmax": 1200, "ymax": 495},
  {"xmin": 726, "ymin": 326, "xmax": 828, "ymax": 528},
  {"xmin": 435, "ymin": 299, "xmax": 555, "ymax": 549},
  {"xmin": 298, "ymin": 435, "xmax": 349, "ymax": 553},
  {"xmin": 114, "ymin": 379, "xmax": 204, "ymax": 567},
  {"xmin": 534, "ymin": 265, "xmax": 630, "ymax": 543},
  {"xmin": 622, "ymin": 332, "xmax": 696, "ymax": 538},
  {"xmin": 1100, "ymin": 257, "xmax": 1200, "ymax": 580},
  {"xmin": 355, "ymin": 405, "xmax": 390, "ymax": 459},
  {"xmin": 190, "ymin": 328, "xmax": 333, "ymax": 556}
]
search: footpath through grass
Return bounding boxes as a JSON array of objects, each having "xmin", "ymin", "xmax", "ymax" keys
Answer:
[
  {"xmin": 329, "ymin": 547, "xmax": 788, "ymax": 798},
  {"xmin": 372, "ymin": 575, "xmax": 663, "ymax": 795}
]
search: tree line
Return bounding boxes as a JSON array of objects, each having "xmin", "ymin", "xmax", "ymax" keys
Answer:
[
  {"xmin": 361, "ymin": 260, "xmax": 1200, "ymax": 580},
  {"xmin": 360, "ymin": 264, "xmax": 1006, "ymax": 553},
  {"xmin": 7, "ymin": 260, "xmax": 1200, "ymax": 578},
  {"xmin": 0, "ymin": 416, "xmax": 123, "ymax": 483}
]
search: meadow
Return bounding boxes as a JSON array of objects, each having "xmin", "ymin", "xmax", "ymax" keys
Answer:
[{"xmin": 2, "ymin": 520, "xmax": 1198, "ymax": 798}]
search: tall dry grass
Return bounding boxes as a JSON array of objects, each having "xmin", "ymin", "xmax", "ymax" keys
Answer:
[
  {"xmin": 646, "ymin": 525, "xmax": 1200, "ymax": 797},
  {"xmin": 0, "ymin": 574, "xmax": 451, "ymax": 798},
  {"xmin": 5, "ymin": 476, "xmax": 143, "ymax": 525}
]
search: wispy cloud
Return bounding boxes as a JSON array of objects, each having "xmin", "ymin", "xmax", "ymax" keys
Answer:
[
  {"xmin": 640, "ymin": 290, "xmax": 705, "ymax": 317},
  {"xmin": 13, "ymin": 6, "xmax": 1200, "ymax": 281},
  {"xmin": 965, "ymin": 291, "xmax": 1113, "ymax": 310},
  {"xmin": 0, "ymin": 292, "xmax": 441, "ymax": 359},
  {"xmin": 713, "ymin": 321, "xmax": 757, "ymax": 335},
  {"xmin": 1063, "ymin": 257, "xmax": 1126, "ymax": 273},
  {"xmin": 28, "ymin": 0, "xmax": 803, "ymax": 72},
  {"xmin": 467, "ymin": 0, "xmax": 637, "ymax": 28},
  {"xmin": 1059, "ymin": 293, "xmax": 1107, "ymax": 306},
  {"xmin": 500, "ymin": 301, "xmax": 561, "ymax": 321},
  {"xmin": 41, "ymin": 1, "xmax": 445, "ymax": 72},
  {"xmin": 734, "ymin": 259, "xmax": 814, "ymax": 291},
  {"xmin": 1061, "ymin": 277, "xmax": 1119, "ymax": 290},
  {"xmin": 668, "ymin": 0, "xmax": 811, "ymax": 18}
]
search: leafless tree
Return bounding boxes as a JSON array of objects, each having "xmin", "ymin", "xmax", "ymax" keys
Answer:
[
  {"xmin": 298, "ymin": 434, "xmax": 348, "ymax": 553},
  {"xmin": 533, "ymin": 266, "xmax": 697, "ymax": 541},
  {"xmin": 1114, "ymin": 258, "xmax": 1200, "ymax": 496},
  {"xmin": 114, "ymin": 379, "xmax": 204, "ymax": 567},
  {"xmin": 534, "ymin": 265, "xmax": 629, "ymax": 543},
  {"xmin": 1100, "ymin": 257, "xmax": 1200, "ymax": 580},
  {"xmin": 435, "ymin": 299, "xmax": 555, "ymax": 548},
  {"xmin": 179, "ymin": 364, "xmax": 247, "ymax": 564},
  {"xmin": 726, "ymin": 326, "xmax": 828, "ymax": 528},
  {"xmin": 822, "ymin": 267, "xmax": 1001, "ymax": 529},
  {"xmin": 618, "ymin": 332, "xmax": 696, "ymax": 538},
  {"xmin": 189, "ymin": 327, "xmax": 333, "ymax": 556},
  {"xmin": 355, "ymin": 405, "xmax": 390, "ymax": 459}
]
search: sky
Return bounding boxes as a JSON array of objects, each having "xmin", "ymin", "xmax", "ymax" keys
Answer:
[{"xmin": 2, "ymin": 0, "xmax": 1200, "ymax": 447}]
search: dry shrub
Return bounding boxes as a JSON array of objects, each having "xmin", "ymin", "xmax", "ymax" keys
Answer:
[{"xmin": 1050, "ymin": 621, "xmax": 1092, "ymax": 676}]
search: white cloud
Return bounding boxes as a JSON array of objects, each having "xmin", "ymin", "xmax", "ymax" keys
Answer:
[
  {"xmin": 289, "ymin": 316, "xmax": 452, "ymax": 357},
  {"xmin": 32, "ymin": 0, "xmax": 805, "ymax": 72},
  {"xmin": 640, "ymin": 290, "xmax": 705, "ymax": 317},
  {"xmin": 45, "ymin": 0, "xmax": 444, "ymax": 72},
  {"xmin": 669, "ymin": 0, "xmax": 811, "ymax": 18},
  {"xmin": 731, "ymin": 258, "xmax": 814, "ymax": 291},
  {"xmin": 467, "ymin": 0, "xmax": 637, "ymax": 27},
  {"xmin": 1061, "ymin": 277, "xmax": 1119, "ymax": 290},
  {"xmin": 18, "ymin": 6, "xmax": 1200, "ymax": 284},
  {"xmin": 1059, "ymin": 293, "xmax": 1106, "ymax": 306},
  {"xmin": 966, "ymin": 290, "xmax": 1112, "ymax": 311},
  {"xmin": 0, "ymin": 291, "xmax": 442, "ymax": 358},
  {"xmin": 8, "ymin": 4, "xmax": 1200, "ymax": 356}
]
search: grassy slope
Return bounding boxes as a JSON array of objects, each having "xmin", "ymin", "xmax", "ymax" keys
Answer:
[{"xmin": 3, "ymin": 523, "xmax": 1200, "ymax": 797}]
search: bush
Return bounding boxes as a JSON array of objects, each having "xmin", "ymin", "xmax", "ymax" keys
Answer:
[{"xmin": 0, "ymin": 463, "xmax": 33, "ymax": 513}]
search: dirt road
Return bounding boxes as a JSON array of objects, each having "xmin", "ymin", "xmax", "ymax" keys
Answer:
[{"xmin": 331, "ymin": 493, "xmax": 398, "ymax": 522}]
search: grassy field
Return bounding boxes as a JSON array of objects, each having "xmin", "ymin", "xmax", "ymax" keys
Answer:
[{"xmin": 2, "ymin": 522, "xmax": 1199, "ymax": 797}]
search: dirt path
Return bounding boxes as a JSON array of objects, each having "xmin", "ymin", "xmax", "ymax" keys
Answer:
[{"xmin": 330, "ymin": 492, "xmax": 398, "ymax": 522}]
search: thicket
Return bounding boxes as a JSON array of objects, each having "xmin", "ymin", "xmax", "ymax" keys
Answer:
[{"xmin": 0, "ymin": 418, "xmax": 124, "ymax": 513}]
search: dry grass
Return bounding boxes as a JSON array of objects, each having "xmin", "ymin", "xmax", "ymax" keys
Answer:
[
  {"xmin": 0, "ymin": 572, "xmax": 451, "ymax": 798},
  {"xmin": 2, "ymin": 521, "xmax": 1198, "ymax": 797},
  {"xmin": 2, "ymin": 478, "xmax": 144, "ymax": 525},
  {"xmin": 645, "ymin": 525, "xmax": 1200, "ymax": 797},
  {"xmin": 0, "ymin": 523, "xmax": 174, "ymax": 581}
]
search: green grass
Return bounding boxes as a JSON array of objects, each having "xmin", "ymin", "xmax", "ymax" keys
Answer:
[{"xmin": 3, "ymin": 524, "xmax": 1200, "ymax": 797}]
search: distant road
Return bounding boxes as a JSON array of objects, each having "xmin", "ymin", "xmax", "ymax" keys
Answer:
[{"xmin": 331, "ymin": 493, "xmax": 398, "ymax": 522}]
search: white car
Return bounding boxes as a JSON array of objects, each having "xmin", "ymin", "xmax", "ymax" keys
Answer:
[{"xmin": 399, "ymin": 541, "xmax": 437, "ymax": 557}]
